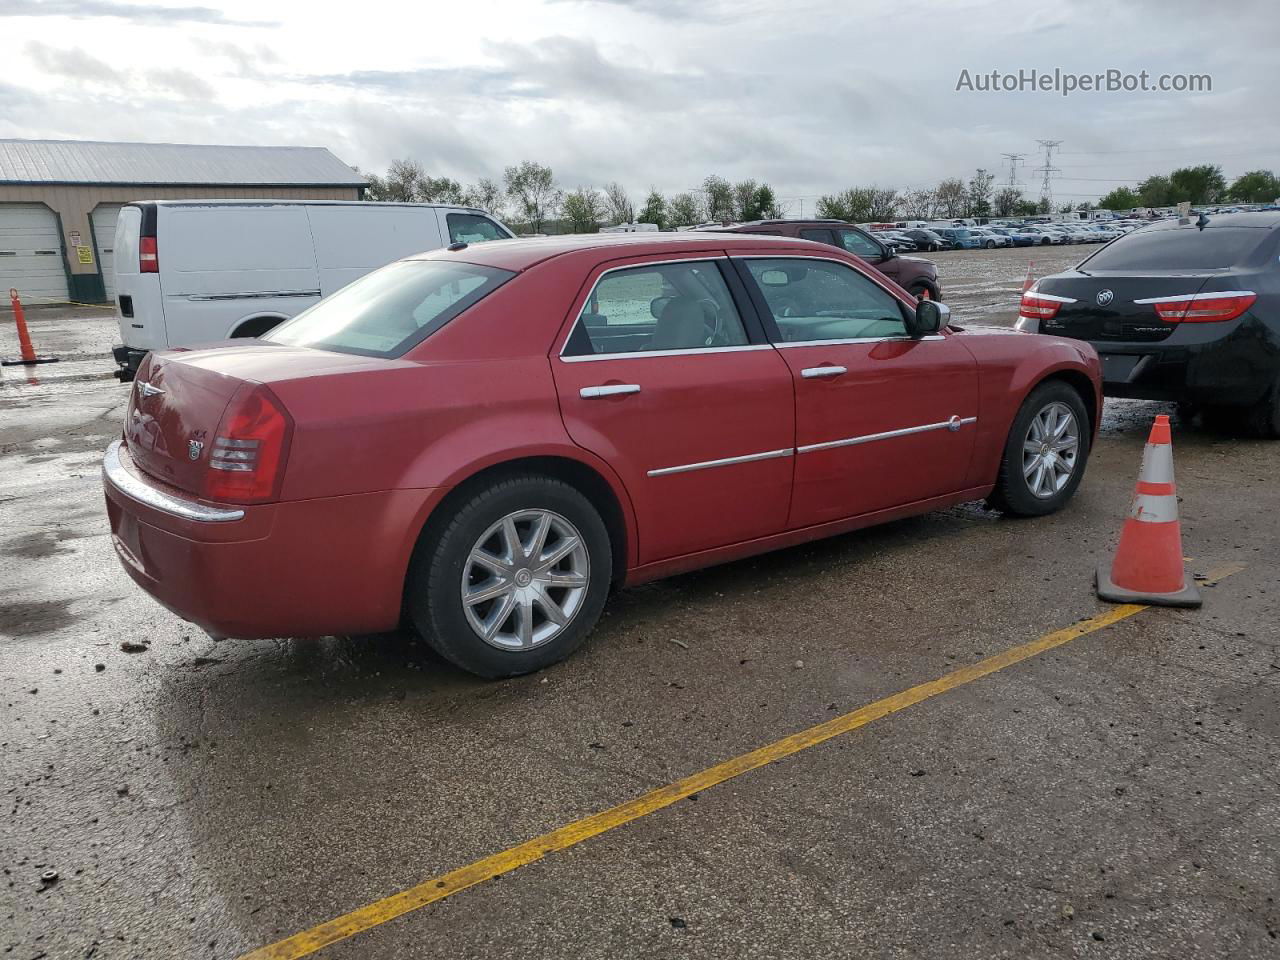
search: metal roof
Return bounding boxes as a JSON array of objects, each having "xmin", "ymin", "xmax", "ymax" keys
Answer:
[{"xmin": 0, "ymin": 139, "xmax": 366, "ymax": 187}]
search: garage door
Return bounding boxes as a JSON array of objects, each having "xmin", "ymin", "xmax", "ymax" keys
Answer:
[
  {"xmin": 92, "ymin": 204, "xmax": 122, "ymax": 299},
  {"xmin": 0, "ymin": 203, "xmax": 69, "ymax": 303}
]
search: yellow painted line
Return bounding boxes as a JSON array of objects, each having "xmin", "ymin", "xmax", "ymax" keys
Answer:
[{"xmin": 241, "ymin": 562, "xmax": 1243, "ymax": 960}]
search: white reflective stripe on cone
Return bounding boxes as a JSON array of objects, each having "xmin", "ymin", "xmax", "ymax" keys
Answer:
[
  {"xmin": 1138, "ymin": 443, "xmax": 1176, "ymax": 485},
  {"xmin": 1130, "ymin": 493, "xmax": 1180, "ymax": 523}
]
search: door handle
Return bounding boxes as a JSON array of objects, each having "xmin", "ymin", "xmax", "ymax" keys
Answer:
[
  {"xmin": 800, "ymin": 365, "xmax": 847, "ymax": 379},
  {"xmin": 580, "ymin": 384, "xmax": 641, "ymax": 398}
]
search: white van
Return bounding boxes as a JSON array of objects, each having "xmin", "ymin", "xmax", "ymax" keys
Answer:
[{"xmin": 109, "ymin": 200, "xmax": 512, "ymax": 380}]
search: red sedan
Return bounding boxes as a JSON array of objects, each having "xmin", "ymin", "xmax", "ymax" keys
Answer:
[{"xmin": 103, "ymin": 233, "xmax": 1101, "ymax": 677}]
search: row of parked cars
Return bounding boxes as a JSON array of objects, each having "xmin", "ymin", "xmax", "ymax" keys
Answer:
[{"xmin": 870, "ymin": 219, "xmax": 1144, "ymax": 252}]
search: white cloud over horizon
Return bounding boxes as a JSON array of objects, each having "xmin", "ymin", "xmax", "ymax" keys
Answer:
[{"xmin": 2, "ymin": 0, "xmax": 1277, "ymax": 208}]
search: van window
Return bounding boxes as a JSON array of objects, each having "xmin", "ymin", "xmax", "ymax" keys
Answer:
[
  {"xmin": 266, "ymin": 260, "xmax": 514, "ymax": 357},
  {"xmin": 447, "ymin": 213, "xmax": 510, "ymax": 244}
]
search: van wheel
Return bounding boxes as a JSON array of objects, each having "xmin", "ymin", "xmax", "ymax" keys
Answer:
[
  {"xmin": 407, "ymin": 475, "xmax": 612, "ymax": 678},
  {"xmin": 231, "ymin": 316, "xmax": 284, "ymax": 339}
]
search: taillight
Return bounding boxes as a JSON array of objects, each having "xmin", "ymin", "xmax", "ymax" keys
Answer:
[
  {"xmin": 139, "ymin": 236, "xmax": 158, "ymax": 273},
  {"xmin": 1018, "ymin": 286, "xmax": 1076, "ymax": 322},
  {"xmin": 203, "ymin": 385, "xmax": 293, "ymax": 503},
  {"xmin": 1138, "ymin": 291, "xmax": 1257, "ymax": 324}
]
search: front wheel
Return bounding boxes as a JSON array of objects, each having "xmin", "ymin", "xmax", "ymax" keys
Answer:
[
  {"xmin": 408, "ymin": 475, "xmax": 612, "ymax": 678},
  {"xmin": 987, "ymin": 382, "xmax": 1091, "ymax": 517},
  {"xmin": 985, "ymin": 240, "xmax": 996, "ymax": 249}
]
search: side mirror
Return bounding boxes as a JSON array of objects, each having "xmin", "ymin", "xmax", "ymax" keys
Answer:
[
  {"xmin": 880, "ymin": 242, "xmax": 896, "ymax": 260},
  {"xmin": 909, "ymin": 299, "xmax": 950, "ymax": 337}
]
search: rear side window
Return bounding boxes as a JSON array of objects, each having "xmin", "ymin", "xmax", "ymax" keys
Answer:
[
  {"xmin": 266, "ymin": 260, "xmax": 513, "ymax": 357},
  {"xmin": 1081, "ymin": 226, "xmax": 1269, "ymax": 271},
  {"xmin": 836, "ymin": 229, "xmax": 883, "ymax": 259},
  {"xmin": 447, "ymin": 213, "xmax": 510, "ymax": 244},
  {"xmin": 563, "ymin": 261, "xmax": 748, "ymax": 357}
]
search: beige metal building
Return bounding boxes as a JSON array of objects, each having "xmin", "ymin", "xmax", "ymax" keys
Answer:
[{"xmin": 0, "ymin": 139, "xmax": 365, "ymax": 304}]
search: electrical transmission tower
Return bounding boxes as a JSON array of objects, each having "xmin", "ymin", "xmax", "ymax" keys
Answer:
[
  {"xmin": 1001, "ymin": 153, "xmax": 1025, "ymax": 190},
  {"xmin": 1035, "ymin": 140, "xmax": 1062, "ymax": 211}
]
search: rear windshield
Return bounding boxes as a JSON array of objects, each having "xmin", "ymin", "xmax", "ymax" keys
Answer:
[
  {"xmin": 266, "ymin": 259, "xmax": 514, "ymax": 357},
  {"xmin": 1081, "ymin": 226, "xmax": 1270, "ymax": 272}
]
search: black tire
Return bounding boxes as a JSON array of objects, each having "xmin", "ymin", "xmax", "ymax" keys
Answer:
[
  {"xmin": 986, "ymin": 381, "xmax": 1091, "ymax": 517},
  {"xmin": 232, "ymin": 316, "xmax": 284, "ymax": 338},
  {"xmin": 407, "ymin": 475, "xmax": 612, "ymax": 678},
  {"xmin": 1175, "ymin": 400, "xmax": 1201, "ymax": 426},
  {"xmin": 908, "ymin": 279, "xmax": 941, "ymax": 301},
  {"xmin": 1244, "ymin": 378, "xmax": 1280, "ymax": 439},
  {"xmin": 985, "ymin": 240, "xmax": 996, "ymax": 249},
  {"xmin": 1041, "ymin": 237, "xmax": 1051, "ymax": 245}
]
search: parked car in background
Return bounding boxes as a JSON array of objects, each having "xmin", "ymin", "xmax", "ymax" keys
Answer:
[
  {"xmin": 1021, "ymin": 225, "xmax": 1073, "ymax": 245},
  {"xmin": 870, "ymin": 230, "xmax": 919, "ymax": 253},
  {"xmin": 990, "ymin": 227, "xmax": 1039, "ymax": 247},
  {"xmin": 109, "ymin": 200, "xmax": 513, "ymax": 381},
  {"xmin": 708, "ymin": 219, "xmax": 943, "ymax": 300},
  {"xmin": 103, "ymin": 232, "xmax": 1100, "ymax": 677},
  {"xmin": 1016, "ymin": 212, "xmax": 1280, "ymax": 437},
  {"xmin": 899, "ymin": 228, "xmax": 951, "ymax": 252},
  {"xmin": 931, "ymin": 227, "xmax": 983, "ymax": 250},
  {"xmin": 970, "ymin": 227, "xmax": 1011, "ymax": 249}
]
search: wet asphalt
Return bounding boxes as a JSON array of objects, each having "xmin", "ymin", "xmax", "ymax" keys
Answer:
[{"xmin": 2, "ymin": 246, "xmax": 1278, "ymax": 960}]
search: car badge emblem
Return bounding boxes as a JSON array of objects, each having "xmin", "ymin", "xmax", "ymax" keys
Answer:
[
  {"xmin": 137, "ymin": 380, "xmax": 164, "ymax": 399},
  {"xmin": 188, "ymin": 439, "xmax": 204, "ymax": 461},
  {"xmin": 1096, "ymin": 289, "xmax": 1114, "ymax": 306}
]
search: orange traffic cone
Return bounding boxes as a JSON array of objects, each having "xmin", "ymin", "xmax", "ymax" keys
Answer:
[{"xmin": 1096, "ymin": 414, "xmax": 1200, "ymax": 607}]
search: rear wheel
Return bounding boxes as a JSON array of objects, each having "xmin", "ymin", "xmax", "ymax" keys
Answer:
[
  {"xmin": 987, "ymin": 382, "xmax": 1090, "ymax": 517},
  {"xmin": 908, "ymin": 279, "xmax": 941, "ymax": 301},
  {"xmin": 985, "ymin": 240, "xmax": 996, "ymax": 249},
  {"xmin": 407, "ymin": 475, "xmax": 612, "ymax": 678},
  {"xmin": 1244, "ymin": 378, "xmax": 1280, "ymax": 439}
]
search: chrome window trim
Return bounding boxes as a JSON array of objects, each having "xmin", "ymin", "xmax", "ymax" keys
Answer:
[
  {"xmin": 561, "ymin": 343, "xmax": 773, "ymax": 363},
  {"xmin": 557, "ymin": 255, "xmax": 750, "ymax": 361},
  {"xmin": 103, "ymin": 440, "xmax": 245, "ymax": 523},
  {"xmin": 777, "ymin": 334, "xmax": 945, "ymax": 348},
  {"xmin": 647, "ymin": 447, "xmax": 793, "ymax": 478},
  {"xmin": 797, "ymin": 416, "xmax": 978, "ymax": 454},
  {"xmin": 1133, "ymin": 290, "xmax": 1255, "ymax": 304}
]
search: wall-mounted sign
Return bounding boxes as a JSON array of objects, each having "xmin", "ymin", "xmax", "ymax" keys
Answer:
[
  {"xmin": 69, "ymin": 230, "xmax": 82, "ymax": 247},
  {"xmin": 76, "ymin": 245, "xmax": 94, "ymax": 264}
]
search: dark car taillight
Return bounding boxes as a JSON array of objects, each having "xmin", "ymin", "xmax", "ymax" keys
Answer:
[
  {"xmin": 1018, "ymin": 287, "xmax": 1074, "ymax": 323},
  {"xmin": 1139, "ymin": 291, "xmax": 1257, "ymax": 324},
  {"xmin": 203, "ymin": 385, "xmax": 293, "ymax": 503}
]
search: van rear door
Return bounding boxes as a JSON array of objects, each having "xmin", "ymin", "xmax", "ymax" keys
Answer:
[
  {"xmin": 112, "ymin": 204, "xmax": 167, "ymax": 354},
  {"xmin": 308, "ymin": 205, "xmax": 443, "ymax": 296}
]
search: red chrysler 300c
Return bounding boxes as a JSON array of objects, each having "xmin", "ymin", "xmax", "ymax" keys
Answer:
[{"xmin": 103, "ymin": 233, "xmax": 1101, "ymax": 677}]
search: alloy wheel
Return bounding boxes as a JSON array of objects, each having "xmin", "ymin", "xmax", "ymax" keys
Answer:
[
  {"xmin": 461, "ymin": 509, "xmax": 590, "ymax": 651},
  {"xmin": 1022, "ymin": 401, "xmax": 1080, "ymax": 499}
]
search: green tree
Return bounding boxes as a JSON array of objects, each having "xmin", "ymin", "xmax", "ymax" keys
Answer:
[
  {"xmin": 754, "ymin": 184, "xmax": 781, "ymax": 219},
  {"xmin": 1227, "ymin": 169, "xmax": 1280, "ymax": 203},
  {"xmin": 1169, "ymin": 164, "xmax": 1226, "ymax": 205},
  {"xmin": 602, "ymin": 182, "xmax": 634, "ymax": 225},
  {"xmin": 464, "ymin": 177, "xmax": 506, "ymax": 219},
  {"xmin": 366, "ymin": 158, "xmax": 428, "ymax": 201},
  {"xmin": 967, "ymin": 168, "xmax": 995, "ymax": 217},
  {"xmin": 561, "ymin": 186, "xmax": 605, "ymax": 233},
  {"xmin": 668, "ymin": 192, "xmax": 703, "ymax": 227},
  {"xmin": 504, "ymin": 161, "xmax": 561, "ymax": 233},
  {"xmin": 935, "ymin": 178, "xmax": 967, "ymax": 218},
  {"xmin": 993, "ymin": 187, "xmax": 1022, "ymax": 217},
  {"xmin": 702, "ymin": 175, "xmax": 734, "ymax": 222},
  {"xmin": 1098, "ymin": 186, "xmax": 1140, "ymax": 210},
  {"xmin": 1137, "ymin": 175, "xmax": 1173, "ymax": 208},
  {"xmin": 815, "ymin": 187, "xmax": 871, "ymax": 222},
  {"xmin": 637, "ymin": 189, "xmax": 667, "ymax": 229},
  {"xmin": 899, "ymin": 188, "xmax": 937, "ymax": 220}
]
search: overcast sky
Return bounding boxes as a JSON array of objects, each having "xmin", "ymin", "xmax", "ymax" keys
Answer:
[{"xmin": 3, "ymin": 0, "xmax": 1277, "ymax": 209}]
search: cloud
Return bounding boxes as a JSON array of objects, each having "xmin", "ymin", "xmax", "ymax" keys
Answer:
[
  {"xmin": 25, "ymin": 40, "xmax": 124, "ymax": 85},
  {"xmin": 1, "ymin": 0, "xmax": 275, "ymax": 27},
  {"xmin": 206, "ymin": 41, "xmax": 281, "ymax": 78},
  {"xmin": 146, "ymin": 68, "xmax": 215, "ymax": 100}
]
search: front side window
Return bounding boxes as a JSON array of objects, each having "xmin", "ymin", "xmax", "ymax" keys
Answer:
[
  {"xmin": 836, "ymin": 229, "xmax": 884, "ymax": 259},
  {"xmin": 744, "ymin": 258, "xmax": 907, "ymax": 342},
  {"xmin": 563, "ymin": 260, "xmax": 749, "ymax": 357},
  {"xmin": 267, "ymin": 259, "xmax": 513, "ymax": 357},
  {"xmin": 446, "ymin": 213, "xmax": 510, "ymax": 244}
]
